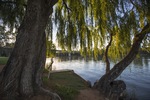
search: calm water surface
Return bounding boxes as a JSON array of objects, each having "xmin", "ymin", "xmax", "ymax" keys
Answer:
[{"xmin": 46, "ymin": 54, "xmax": 150, "ymax": 100}]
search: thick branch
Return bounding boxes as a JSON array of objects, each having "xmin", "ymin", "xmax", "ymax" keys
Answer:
[
  {"xmin": 94, "ymin": 23, "xmax": 150, "ymax": 92},
  {"xmin": 109, "ymin": 23, "xmax": 150, "ymax": 81}
]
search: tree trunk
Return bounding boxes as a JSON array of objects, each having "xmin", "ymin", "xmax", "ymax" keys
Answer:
[
  {"xmin": 48, "ymin": 58, "xmax": 54, "ymax": 79},
  {"xmin": 105, "ymin": 33, "xmax": 113, "ymax": 73},
  {"xmin": 94, "ymin": 23, "xmax": 150, "ymax": 94},
  {"xmin": 0, "ymin": 0, "xmax": 58, "ymax": 99}
]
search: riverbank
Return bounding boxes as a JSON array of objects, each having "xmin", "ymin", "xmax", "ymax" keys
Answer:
[
  {"xmin": 43, "ymin": 69, "xmax": 105, "ymax": 100},
  {"xmin": 0, "ymin": 64, "xmax": 105, "ymax": 100}
]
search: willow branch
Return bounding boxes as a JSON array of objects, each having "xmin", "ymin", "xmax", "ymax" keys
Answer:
[
  {"xmin": 129, "ymin": 0, "xmax": 143, "ymax": 10},
  {"xmin": 62, "ymin": 0, "xmax": 72, "ymax": 13}
]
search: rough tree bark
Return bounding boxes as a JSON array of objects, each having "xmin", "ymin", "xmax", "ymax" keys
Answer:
[
  {"xmin": 94, "ymin": 23, "xmax": 150, "ymax": 94},
  {"xmin": 0, "ymin": 0, "xmax": 60, "ymax": 99}
]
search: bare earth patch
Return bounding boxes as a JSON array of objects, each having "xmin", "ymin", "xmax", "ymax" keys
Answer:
[
  {"xmin": 0, "ymin": 65, "xmax": 4, "ymax": 72},
  {"xmin": 76, "ymin": 88, "xmax": 105, "ymax": 100}
]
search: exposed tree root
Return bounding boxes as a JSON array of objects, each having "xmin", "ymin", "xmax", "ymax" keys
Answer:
[
  {"xmin": 0, "ymin": 86, "xmax": 61, "ymax": 100},
  {"xmin": 94, "ymin": 79, "xmax": 126, "ymax": 100}
]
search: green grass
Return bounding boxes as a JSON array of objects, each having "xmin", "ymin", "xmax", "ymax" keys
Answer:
[
  {"xmin": 49, "ymin": 71, "xmax": 88, "ymax": 90},
  {"xmin": 0, "ymin": 57, "xmax": 8, "ymax": 65},
  {"xmin": 43, "ymin": 71, "xmax": 89, "ymax": 100},
  {"xmin": 53, "ymin": 84, "xmax": 79, "ymax": 100}
]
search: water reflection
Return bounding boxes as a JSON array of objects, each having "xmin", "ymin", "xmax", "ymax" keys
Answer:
[{"xmin": 46, "ymin": 54, "xmax": 150, "ymax": 100}]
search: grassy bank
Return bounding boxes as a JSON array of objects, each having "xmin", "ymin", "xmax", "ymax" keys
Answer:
[
  {"xmin": 0, "ymin": 57, "xmax": 8, "ymax": 65},
  {"xmin": 43, "ymin": 70, "xmax": 89, "ymax": 100},
  {"xmin": 0, "ymin": 57, "xmax": 90, "ymax": 100}
]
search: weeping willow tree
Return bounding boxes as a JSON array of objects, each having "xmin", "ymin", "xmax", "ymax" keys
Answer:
[
  {"xmin": 54, "ymin": 0, "xmax": 150, "ymax": 59},
  {"xmin": 0, "ymin": 0, "xmax": 150, "ymax": 99},
  {"xmin": 54, "ymin": 0, "xmax": 150, "ymax": 98}
]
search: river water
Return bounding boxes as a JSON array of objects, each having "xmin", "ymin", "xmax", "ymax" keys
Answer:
[{"xmin": 46, "ymin": 54, "xmax": 150, "ymax": 100}]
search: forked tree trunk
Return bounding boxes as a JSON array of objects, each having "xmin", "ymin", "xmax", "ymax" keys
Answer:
[
  {"xmin": 94, "ymin": 23, "xmax": 150, "ymax": 93},
  {"xmin": 0, "ymin": 0, "xmax": 58, "ymax": 99}
]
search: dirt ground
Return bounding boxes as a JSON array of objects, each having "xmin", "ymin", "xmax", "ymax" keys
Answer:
[
  {"xmin": 76, "ymin": 88, "xmax": 105, "ymax": 100},
  {"xmin": 0, "ymin": 65, "xmax": 4, "ymax": 72}
]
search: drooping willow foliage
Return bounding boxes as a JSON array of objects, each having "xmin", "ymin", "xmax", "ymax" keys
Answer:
[
  {"xmin": 54, "ymin": 0, "xmax": 150, "ymax": 60},
  {"xmin": 45, "ymin": 17, "xmax": 56, "ymax": 57},
  {"xmin": 0, "ymin": 0, "xmax": 26, "ymax": 47},
  {"xmin": 0, "ymin": 0, "xmax": 150, "ymax": 60},
  {"xmin": 0, "ymin": 0, "xmax": 26, "ymax": 29}
]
